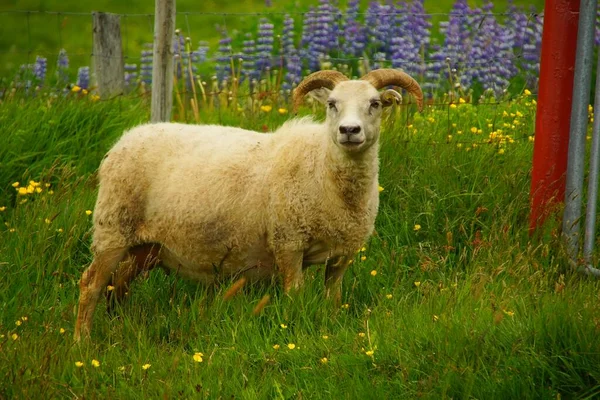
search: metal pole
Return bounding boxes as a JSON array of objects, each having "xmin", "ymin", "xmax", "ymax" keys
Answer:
[
  {"xmin": 529, "ymin": 0, "xmax": 579, "ymax": 232},
  {"xmin": 562, "ymin": 0, "xmax": 597, "ymax": 260},
  {"xmin": 582, "ymin": 50, "xmax": 600, "ymax": 277}
]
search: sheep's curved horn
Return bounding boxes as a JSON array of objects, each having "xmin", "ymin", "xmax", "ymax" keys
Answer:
[
  {"xmin": 361, "ymin": 69, "xmax": 424, "ymax": 112},
  {"xmin": 292, "ymin": 70, "xmax": 349, "ymax": 113}
]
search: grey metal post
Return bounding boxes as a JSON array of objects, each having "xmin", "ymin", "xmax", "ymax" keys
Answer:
[
  {"xmin": 562, "ymin": 0, "xmax": 597, "ymax": 261},
  {"xmin": 151, "ymin": 0, "xmax": 176, "ymax": 123},
  {"xmin": 582, "ymin": 49, "xmax": 600, "ymax": 277},
  {"xmin": 92, "ymin": 12, "xmax": 124, "ymax": 99}
]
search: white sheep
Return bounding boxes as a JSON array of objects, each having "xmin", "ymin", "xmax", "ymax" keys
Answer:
[{"xmin": 74, "ymin": 69, "xmax": 423, "ymax": 340}]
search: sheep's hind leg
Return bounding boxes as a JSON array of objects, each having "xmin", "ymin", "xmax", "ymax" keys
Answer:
[
  {"xmin": 74, "ymin": 247, "xmax": 128, "ymax": 341},
  {"xmin": 106, "ymin": 244, "xmax": 160, "ymax": 315},
  {"xmin": 325, "ymin": 256, "xmax": 349, "ymax": 306},
  {"xmin": 275, "ymin": 248, "xmax": 304, "ymax": 293}
]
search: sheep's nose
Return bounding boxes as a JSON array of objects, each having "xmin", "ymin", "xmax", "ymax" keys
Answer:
[{"xmin": 339, "ymin": 125, "xmax": 361, "ymax": 135}]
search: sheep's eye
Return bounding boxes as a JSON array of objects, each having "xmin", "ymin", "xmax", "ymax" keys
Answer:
[
  {"xmin": 327, "ymin": 101, "xmax": 337, "ymax": 111},
  {"xmin": 370, "ymin": 101, "xmax": 381, "ymax": 109}
]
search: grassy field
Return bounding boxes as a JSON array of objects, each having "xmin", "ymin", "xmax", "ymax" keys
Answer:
[
  {"xmin": 0, "ymin": 0, "xmax": 545, "ymax": 77},
  {"xmin": 1, "ymin": 85, "xmax": 599, "ymax": 398}
]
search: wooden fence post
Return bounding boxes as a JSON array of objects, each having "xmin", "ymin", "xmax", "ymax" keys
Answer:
[
  {"xmin": 151, "ymin": 0, "xmax": 176, "ymax": 122},
  {"xmin": 92, "ymin": 12, "xmax": 124, "ymax": 99}
]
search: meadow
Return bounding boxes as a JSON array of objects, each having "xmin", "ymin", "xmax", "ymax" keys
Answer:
[{"xmin": 1, "ymin": 0, "xmax": 600, "ymax": 398}]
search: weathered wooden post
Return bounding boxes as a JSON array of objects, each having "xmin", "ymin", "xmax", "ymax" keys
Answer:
[
  {"xmin": 92, "ymin": 12, "xmax": 124, "ymax": 98},
  {"xmin": 151, "ymin": 0, "xmax": 176, "ymax": 122}
]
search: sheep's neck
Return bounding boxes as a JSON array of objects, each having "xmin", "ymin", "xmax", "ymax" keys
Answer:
[{"xmin": 324, "ymin": 143, "xmax": 379, "ymax": 210}]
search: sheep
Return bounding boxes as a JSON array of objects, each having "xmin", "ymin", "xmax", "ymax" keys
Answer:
[{"xmin": 74, "ymin": 69, "xmax": 423, "ymax": 340}]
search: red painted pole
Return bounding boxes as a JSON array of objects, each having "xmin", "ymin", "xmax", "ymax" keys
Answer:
[{"xmin": 529, "ymin": 0, "xmax": 580, "ymax": 232}]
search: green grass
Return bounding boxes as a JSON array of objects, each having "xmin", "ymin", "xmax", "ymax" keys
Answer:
[
  {"xmin": 0, "ymin": 0, "xmax": 545, "ymax": 77},
  {"xmin": 1, "ymin": 88, "xmax": 599, "ymax": 398}
]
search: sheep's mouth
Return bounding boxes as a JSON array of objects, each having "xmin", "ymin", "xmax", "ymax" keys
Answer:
[{"xmin": 338, "ymin": 135, "xmax": 365, "ymax": 149}]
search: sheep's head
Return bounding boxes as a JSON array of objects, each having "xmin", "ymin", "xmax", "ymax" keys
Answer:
[{"xmin": 293, "ymin": 69, "xmax": 423, "ymax": 154}]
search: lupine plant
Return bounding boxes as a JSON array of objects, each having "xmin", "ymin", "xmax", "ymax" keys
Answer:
[{"xmin": 7, "ymin": 0, "xmax": 547, "ymax": 103}]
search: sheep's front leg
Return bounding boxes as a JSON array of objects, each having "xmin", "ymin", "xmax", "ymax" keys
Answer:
[
  {"xmin": 275, "ymin": 247, "xmax": 304, "ymax": 293},
  {"xmin": 325, "ymin": 256, "xmax": 350, "ymax": 306},
  {"xmin": 74, "ymin": 247, "xmax": 128, "ymax": 341}
]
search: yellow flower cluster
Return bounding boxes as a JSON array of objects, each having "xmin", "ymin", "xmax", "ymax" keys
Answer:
[{"xmin": 13, "ymin": 180, "xmax": 50, "ymax": 196}]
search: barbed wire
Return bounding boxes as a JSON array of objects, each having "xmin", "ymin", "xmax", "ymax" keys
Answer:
[{"xmin": 0, "ymin": 10, "xmax": 542, "ymax": 17}]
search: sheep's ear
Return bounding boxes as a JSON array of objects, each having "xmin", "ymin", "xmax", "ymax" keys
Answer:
[
  {"xmin": 308, "ymin": 87, "xmax": 331, "ymax": 105},
  {"xmin": 381, "ymin": 89, "xmax": 402, "ymax": 108}
]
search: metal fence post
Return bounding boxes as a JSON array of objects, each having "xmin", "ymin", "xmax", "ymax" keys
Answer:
[{"xmin": 562, "ymin": 0, "xmax": 598, "ymax": 262}]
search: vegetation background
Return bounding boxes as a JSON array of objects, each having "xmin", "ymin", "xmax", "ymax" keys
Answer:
[
  {"xmin": 1, "ymin": 1, "xmax": 599, "ymax": 399},
  {"xmin": 0, "ymin": 0, "xmax": 545, "ymax": 76}
]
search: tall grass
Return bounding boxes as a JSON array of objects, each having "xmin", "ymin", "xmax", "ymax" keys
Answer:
[{"xmin": 0, "ymin": 93, "xmax": 599, "ymax": 398}]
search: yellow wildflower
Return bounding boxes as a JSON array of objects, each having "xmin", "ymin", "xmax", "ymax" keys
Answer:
[
  {"xmin": 90, "ymin": 95, "xmax": 100, "ymax": 102},
  {"xmin": 11, "ymin": 333, "xmax": 18, "ymax": 340},
  {"xmin": 413, "ymin": 224, "xmax": 421, "ymax": 231},
  {"xmin": 378, "ymin": 186, "xmax": 384, "ymax": 192},
  {"xmin": 260, "ymin": 105, "xmax": 272, "ymax": 112},
  {"xmin": 365, "ymin": 350, "xmax": 374, "ymax": 356},
  {"xmin": 119, "ymin": 366, "xmax": 126, "ymax": 371},
  {"xmin": 12, "ymin": 182, "xmax": 19, "ymax": 187},
  {"xmin": 57, "ymin": 228, "xmax": 64, "ymax": 233},
  {"xmin": 75, "ymin": 361, "xmax": 84, "ymax": 368},
  {"xmin": 320, "ymin": 357, "xmax": 328, "ymax": 364},
  {"xmin": 193, "ymin": 352, "xmax": 203, "ymax": 362},
  {"xmin": 386, "ymin": 294, "xmax": 393, "ymax": 299},
  {"xmin": 21, "ymin": 316, "xmax": 27, "ymax": 321},
  {"xmin": 15, "ymin": 320, "xmax": 22, "ymax": 326},
  {"xmin": 0, "ymin": 206, "xmax": 5, "ymax": 211},
  {"xmin": 341, "ymin": 303, "xmax": 349, "ymax": 309},
  {"xmin": 280, "ymin": 323, "xmax": 288, "ymax": 329},
  {"xmin": 91, "ymin": 359, "xmax": 100, "ymax": 367},
  {"xmin": 142, "ymin": 363, "xmax": 151, "ymax": 370},
  {"xmin": 503, "ymin": 310, "xmax": 515, "ymax": 317},
  {"xmin": 516, "ymin": 111, "xmax": 523, "ymax": 117},
  {"xmin": 59, "ymin": 328, "xmax": 65, "ymax": 334},
  {"xmin": 358, "ymin": 332, "xmax": 366, "ymax": 338},
  {"xmin": 524, "ymin": 89, "xmax": 532, "ymax": 96},
  {"xmin": 498, "ymin": 148, "xmax": 505, "ymax": 155},
  {"xmin": 273, "ymin": 344, "xmax": 280, "ymax": 350},
  {"xmin": 17, "ymin": 187, "xmax": 27, "ymax": 195},
  {"xmin": 459, "ymin": 98, "xmax": 466, "ymax": 104},
  {"xmin": 9, "ymin": 228, "xmax": 16, "ymax": 232},
  {"xmin": 433, "ymin": 315, "xmax": 439, "ymax": 322},
  {"xmin": 85, "ymin": 210, "xmax": 93, "ymax": 216},
  {"xmin": 26, "ymin": 185, "xmax": 34, "ymax": 194},
  {"xmin": 414, "ymin": 281, "xmax": 421, "ymax": 288},
  {"xmin": 287, "ymin": 343, "xmax": 296, "ymax": 350},
  {"xmin": 72, "ymin": 85, "xmax": 81, "ymax": 93},
  {"xmin": 35, "ymin": 187, "xmax": 42, "ymax": 193},
  {"xmin": 278, "ymin": 108, "xmax": 288, "ymax": 115},
  {"xmin": 107, "ymin": 285, "xmax": 115, "ymax": 291},
  {"xmin": 450, "ymin": 104, "xmax": 457, "ymax": 109},
  {"xmin": 82, "ymin": 89, "xmax": 88, "ymax": 95},
  {"xmin": 44, "ymin": 218, "xmax": 51, "ymax": 224},
  {"xmin": 322, "ymin": 335, "xmax": 329, "ymax": 340},
  {"xmin": 361, "ymin": 246, "xmax": 367, "ymax": 252},
  {"xmin": 361, "ymin": 255, "xmax": 367, "ymax": 261},
  {"xmin": 470, "ymin": 127, "xmax": 478, "ymax": 133},
  {"xmin": 370, "ymin": 270, "xmax": 377, "ymax": 276}
]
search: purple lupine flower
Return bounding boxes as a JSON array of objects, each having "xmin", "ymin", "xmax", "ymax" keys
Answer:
[
  {"xmin": 468, "ymin": 3, "xmax": 517, "ymax": 96},
  {"xmin": 215, "ymin": 28, "xmax": 233, "ymax": 83},
  {"xmin": 282, "ymin": 14, "xmax": 301, "ymax": 90},
  {"xmin": 56, "ymin": 49, "xmax": 69, "ymax": 85},
  {"xmin": 518, "ymin": 7, "xmax": 544, "ymax": 89},
  {"xmin": 140, "ymin": 43, "xmax": 153, "ymax": 85},
  {"xmin": 33, "ymin": 56, "xmax": 47, "ymax": 85},
  {"xmin": 76, "ymin": 66, "xmax": 90, "ymax": 90},
  {"xmin": 300, "ymin": 7, "xmax": 319, "ymax": 70},
  {"xmin": 124, "ymin": 63, "xmax": 138, "ymax": 90},
  {"xmin": 342, "ymin": 0, "xmax": 367, "ymax": 58},
  {"xmin": 241, "ymin": 33, "xmax": 258, "ymax": 86},
  {"xmin": 255, "ymin": 18, "xmax": 274, "ymax": 76},
  {"xmin": 193, "ymin": 41, "xmax": 209, "ymax": 64},
  {"xmin": 428, "ymin": 0, "xmax": 473, "ymax": 91},
  {"xmin": 365, "ymin": 2, "xmax": 395, "ymax": 57}
]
